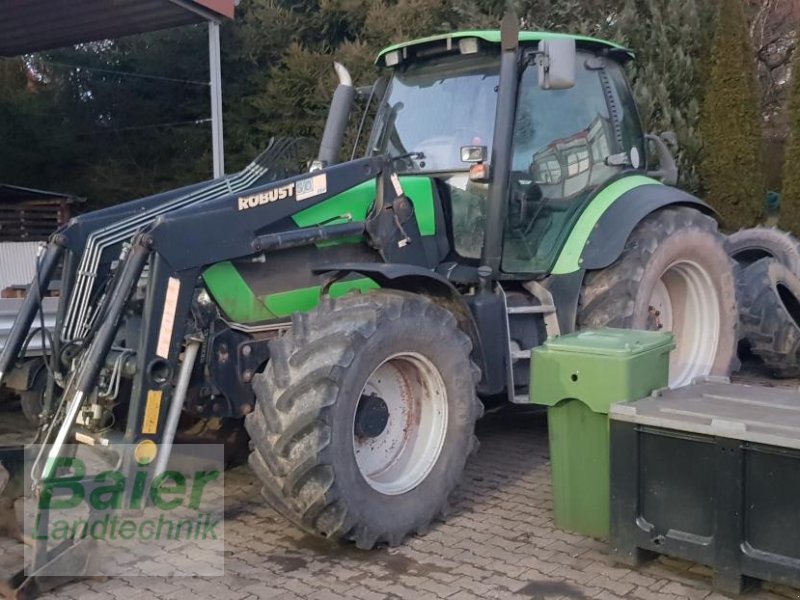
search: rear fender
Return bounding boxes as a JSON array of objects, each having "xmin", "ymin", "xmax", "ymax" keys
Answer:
[
  {"xmin": 545, "ymin": 179, "xmax": 715, "ymax": 333},
  {"xmin": 552, "ymin": 177, "xmax": 715, "ymax": 275}
]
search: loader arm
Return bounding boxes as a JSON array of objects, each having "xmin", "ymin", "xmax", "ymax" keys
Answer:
[
  {"xmin": 0, "ymin": 182, "xmax": 209, "ymax": 387},
  {"xmin": 0, "ymin": 139, "xmax": 313, "ymax": 404},
  {"xmin": 50, "ymin": 155, "xmax": 429, "ymax": 467}
]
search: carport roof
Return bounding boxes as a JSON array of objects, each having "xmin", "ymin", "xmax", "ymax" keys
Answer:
[
  {"xmin": 0, "ymin": 0, "xmax": 235, "ymax": 57},
  {"xmin": 0, "ymin": 184, "xmax": 82, "ymax": 204}
]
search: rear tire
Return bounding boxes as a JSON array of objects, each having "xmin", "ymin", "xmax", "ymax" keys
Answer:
[
  {"xmin": 738, "ymin": 258, "xmax": 800, "ymax": 378},
  {"xmin": 245, "ymin": 290, "xmax": 482, "ymax": 548},
  {"xmin": 725, "ymin": 227, "xmax": 800, "ymax": 273},
  {"xmin": 578, "ymin": 207, "xmax": 738, "ymax": 387}
]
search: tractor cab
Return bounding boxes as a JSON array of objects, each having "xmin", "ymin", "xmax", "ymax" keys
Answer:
[{"xmin": 369, "ymin": 32, "xmax": 643, "ymax": 274}]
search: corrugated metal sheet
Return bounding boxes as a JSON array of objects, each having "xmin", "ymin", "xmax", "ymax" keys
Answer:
[
  {"xmin": 0, "ymin": 242, "xmax": 40, "ymax": 291},
  {"xmin": 0, "ymin": 298, "xmax": 58, "ymax": 354}
]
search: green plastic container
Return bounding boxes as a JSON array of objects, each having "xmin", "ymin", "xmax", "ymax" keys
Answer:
[{"xmin": 531, "ymin": 328, "xmax": 674, "ymax": 538}]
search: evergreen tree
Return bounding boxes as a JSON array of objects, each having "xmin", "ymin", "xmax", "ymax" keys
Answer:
[
  {"xmin": 515, "ymin": 0, "xmax": 621, "ymax": 36},
  {"xmin": 698, "ymin": 0, "xmax": 764, "ymax": 230},
  {"xmin": 781, "ymin": 48, "xmax": 800, "ymax": 234},
  {"xmin": 221, "ymin": 0, "xmax": 304, "ymax": 172},
  {"xmin": 0, "ymin": 28, "xmax": 213, "ymax": 208},
  {"xmin": 613, "ymin": 0, "xmax": 715, "ymax": 194},
  {"xmin": 0, "ymin": 58, "xmax": 82, "ymax": 192},
  {"xmin": 239, "ymin": 0, "xmax": 482, "ymax": 167},
  {"xmin": 0, "ymin": 0, "xmax": 746, "ymax": 209}
]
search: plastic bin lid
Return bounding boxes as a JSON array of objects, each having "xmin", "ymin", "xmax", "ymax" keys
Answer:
[
  {"xmin": 541, "ymin": 328, "xmax": 674, "ymax": 357},
  {"xmin": 610, "ymin": 379, "xmax": 800, "ymax": 450}
]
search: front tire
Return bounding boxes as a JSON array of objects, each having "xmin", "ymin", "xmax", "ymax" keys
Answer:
[
  {"xmin": 245, "ymin": 290, "xmax": 481, "ymax": 548},
  {"xmin": 578, "ymin": 207, "xmax": 738, "ymax": 387}
]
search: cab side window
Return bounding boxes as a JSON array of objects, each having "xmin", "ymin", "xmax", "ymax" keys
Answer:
[{"xmin": 501, "ymin": 52, "xmax": 634, "ymax": 274}]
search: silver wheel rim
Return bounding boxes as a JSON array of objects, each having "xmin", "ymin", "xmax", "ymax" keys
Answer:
[
  {"xmin": 353, "ymin": 352, "xmax": 448, "ymax": 495},
  {"xmin": 648, "ymin": 260, "xmax": 720, "ymax": 388}
]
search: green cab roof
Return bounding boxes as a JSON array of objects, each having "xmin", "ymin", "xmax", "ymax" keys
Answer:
[{"xmin": 376, "ymin": 30, "xmax": 633, "ymax": 66}]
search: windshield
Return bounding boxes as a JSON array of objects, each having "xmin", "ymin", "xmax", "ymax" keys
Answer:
[{"xmin": 369, "ymin": 55, "xmax": 500, "ymax": 172}]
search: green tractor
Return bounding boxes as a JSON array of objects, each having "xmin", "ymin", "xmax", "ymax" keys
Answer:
[{"xmin": 0, "ymin": 17, "xmax": 737, "ymax": 557}]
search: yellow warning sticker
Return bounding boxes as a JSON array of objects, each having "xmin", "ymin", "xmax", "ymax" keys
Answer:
[{"xmin": 142, "ymin": 390, "xmax": 163, "ymax": 434}]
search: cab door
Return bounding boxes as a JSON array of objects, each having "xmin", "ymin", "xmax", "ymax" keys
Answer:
[{"xmin": 501, "ymin": 52, "xmax": 645, "ymax": 275}]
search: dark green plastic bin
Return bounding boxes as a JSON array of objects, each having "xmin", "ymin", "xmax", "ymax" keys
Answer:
[{"xmin": 531, "ymin": 328, "xmax": 674, "ymax": 538}]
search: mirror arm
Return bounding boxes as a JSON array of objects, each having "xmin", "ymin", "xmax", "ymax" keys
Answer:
[
  {"xmin": 645, "ymin": 133, "xmax": 679, "ymax": 186},
  {"xmin": 520, "ymin": 48, "xmax": 544, "ymax": 66}
]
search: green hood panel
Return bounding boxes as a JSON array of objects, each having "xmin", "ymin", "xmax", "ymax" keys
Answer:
[
  {"xmin": 203, "ymin": 261, "xmax": 379, "ymax": 323},
  {"xmin": 202, "ymin": 262, "xmax": 275, "ymax": 322},
  {"xmin": 203, "ymin": 175, "xmax": 437, "ymax": 324},
  {"xmin": 264, "ymin": 278, "xmax": 380, "ymax": 316},
  {"xmin": 291, "ymin": 175, "xmax": 437, "ymax": 236}
]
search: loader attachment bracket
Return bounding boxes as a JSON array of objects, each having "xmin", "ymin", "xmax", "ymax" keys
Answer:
[
  {"xmin": 2, "ymin": 538, "xmax": 97, "ymax": 600},
  {"xmin": 0, "ymin": 444, "xmax": 96, "ymax": 600}
]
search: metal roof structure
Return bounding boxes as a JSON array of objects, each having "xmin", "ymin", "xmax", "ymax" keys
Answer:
[
  {"xmin": 0, "ymin": 184, "xmax": 82, "ymax": 242},
  {"xmin": 0, "ymin": 0, "xmax": 235, "ymax": 56},
  {"xmin": 0, "ymin": 184, "xmax": 81, "ymax": 204},
  {"xmin": 1, "ymin": 0, "xmax": 233, "ymax": 176}
]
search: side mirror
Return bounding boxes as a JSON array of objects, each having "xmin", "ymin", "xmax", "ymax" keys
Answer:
[
  {"xmin": 462, "ymin": 145, "xmax": 490, "ymax": 182},
  {"xmin": 537, "ymin": 39, "xmax": 576, "ymax": 90},
  {"xmin": 460, "ymin": 145, "xmax": 488, "ymax": 163}
]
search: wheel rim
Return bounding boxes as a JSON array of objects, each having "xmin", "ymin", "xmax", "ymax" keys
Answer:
[
  {"xmin": 353, "ymin": 352, "xmax": 448, "ymax": 495},
  {"xmin": 647, "ymin": 260, "xmax": 720, "ymax": 388}
]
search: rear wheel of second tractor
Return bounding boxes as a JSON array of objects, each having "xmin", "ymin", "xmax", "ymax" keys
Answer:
[
  {"xmin": 244, "ymin": 290, "xmax": 482, "ymax": 548},
  {"xmin": 578, "ymin": 207, "xmax": 739, "ymax": 387}
]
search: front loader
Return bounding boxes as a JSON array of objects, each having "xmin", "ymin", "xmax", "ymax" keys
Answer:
[{"xmin": 0, "ymin": 14, "xmax": 738, "ymax": 589}]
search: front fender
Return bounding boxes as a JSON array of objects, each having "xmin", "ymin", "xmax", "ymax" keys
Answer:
[
  {"xmin": 312, "ymin": 262, "xmax": 485, "ymax": 371},
  {"xmin": 551, "ymin": 176, "xmax": 715, "ymax": 275}
]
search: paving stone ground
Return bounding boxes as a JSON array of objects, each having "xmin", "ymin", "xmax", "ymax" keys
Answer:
[{"xmin": 0, "ymin": 407, "xmax": 797, "ymax": 600}]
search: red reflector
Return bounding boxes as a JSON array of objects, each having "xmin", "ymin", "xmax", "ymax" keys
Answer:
[{"xmin": 469, "ymin": 163, "xmax": 489, "ymax": 182}]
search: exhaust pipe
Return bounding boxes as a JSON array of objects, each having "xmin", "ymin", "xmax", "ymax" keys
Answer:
[{"xmin": 316, "ymin": 62, "xmax": 355, "ymax": 168}]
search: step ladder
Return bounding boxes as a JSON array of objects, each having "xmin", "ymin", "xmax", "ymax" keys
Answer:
[{"xmin": 500, "ymin": 281, "xmax": 560, "ymax": 404}]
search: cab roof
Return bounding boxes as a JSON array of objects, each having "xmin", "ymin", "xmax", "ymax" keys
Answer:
[{"xmin": 376, "ymin": 30, "xmax": 633, "ymax": 67}]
